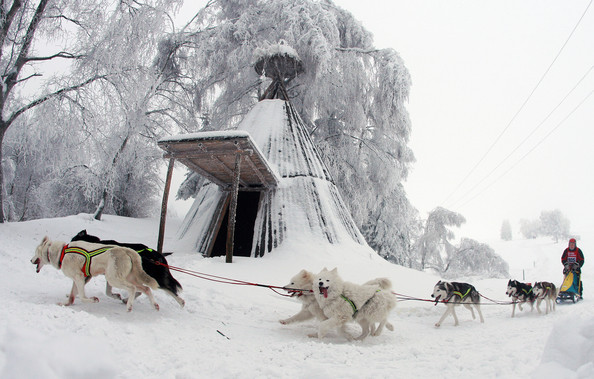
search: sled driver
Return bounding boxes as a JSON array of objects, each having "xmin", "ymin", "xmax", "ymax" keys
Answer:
[{"xmin": 561, "ymin": 238, "xmax": 584, "ymax": 297}]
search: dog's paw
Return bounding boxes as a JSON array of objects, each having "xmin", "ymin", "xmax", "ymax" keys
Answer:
[
  {"xmin": 434, "ymin": 323, "xmax": 441, "ymax": 328},
  {"xmin": 154, "ymin": 303, "xmax": 160, "ymax": 311},
  {"xmin": 307, "ymin": 333, "xmax": 318, "ymax": 338},
  {"xmin": 279, "ymin": 319, "xmax": 288, "ymax": 325}
]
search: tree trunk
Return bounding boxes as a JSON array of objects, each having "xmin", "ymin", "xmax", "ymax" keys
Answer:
[
  {"xmin": 93, "ymin": 134, "xmax": 130, "ymax": 220},
  {"xmin": 93, "ymin": 190, "xmax": 107, "ymax": 220},
  {"xmin": 0, "ymin": 123, "xmax": 7, "ymax": 222}
]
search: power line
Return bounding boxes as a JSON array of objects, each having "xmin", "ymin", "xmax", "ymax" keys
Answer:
[
  {"xmin": 446, "ymin": 65, "xmax": 594, "ymax": 209},
  {"xmin": 454, "ymin": 88, "xmax": 594, "ymax": 210},
  {"xmin": 440, "ymin": 0, "xmax": 593, "ymax": 207}
]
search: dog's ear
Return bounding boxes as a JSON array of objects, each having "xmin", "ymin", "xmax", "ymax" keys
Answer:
[
  {"xmin": 41, "ymin": 236, "xmax": 49, "ymax": 244},
  {"xmin": 445, "ymin": 282, "xmax": 452, "ymax": 292},
  {"xmin": 302, "ymin": 270, "xmax": 312, "ymax": 281},
  {"xmin": 330, "ymin": 267, "xmax": 338, "ymax": 274}
]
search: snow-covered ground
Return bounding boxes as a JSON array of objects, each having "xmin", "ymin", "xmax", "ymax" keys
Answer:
[{"xmin": 0, "ymin": 214, "xmax": 592, "ymax": 378}]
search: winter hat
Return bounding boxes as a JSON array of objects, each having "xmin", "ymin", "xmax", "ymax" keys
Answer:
[{"xmin": 569, "ymin": 238, "xmax": 576, "ymax": 245}]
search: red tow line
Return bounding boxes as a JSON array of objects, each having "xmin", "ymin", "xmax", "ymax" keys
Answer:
[{"xmin": 153, "ymin": 261, "xmax": 310, "ymax": 297}]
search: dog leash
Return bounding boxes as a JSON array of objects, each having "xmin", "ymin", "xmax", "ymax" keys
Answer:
[
  {"xmin": 152, "ymin": 261, "xmax": 312, "ymax": 297},
  {"xmin": 152, "ymin": 261, "xmax": 521, "ymax": 305}
]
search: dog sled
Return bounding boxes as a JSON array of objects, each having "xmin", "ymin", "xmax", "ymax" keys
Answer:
[{"xmin": 556, "ymin": 269, "xmax": 583, "ymax": 304}]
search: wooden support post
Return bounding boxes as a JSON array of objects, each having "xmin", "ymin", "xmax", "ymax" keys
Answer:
[
  {"xmin": 226, "ymin": 153, "xmax": 241, "ymax": 263},
  {"xmin": 158, "ymin": 158, "xmax": 175, "ymax": 254}
]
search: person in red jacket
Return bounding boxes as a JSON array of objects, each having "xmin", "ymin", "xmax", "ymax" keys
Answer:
[{"xmin": 561, "ymin": 238, "xmax": 584, "ymax": 298}]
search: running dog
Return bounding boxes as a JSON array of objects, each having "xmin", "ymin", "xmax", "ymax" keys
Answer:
[
  {"xmin": 505, "ymin": 279, "xmax": 535, "ymax": 318},
  {"xmin": 533, "ymin": 281, "xmax": 557, "ymax": 315},
  {"xmin": 71, "ymin": 230, "xmax": 184, "ymax": 307},
  {"xmin": 312, "ymin": 267, "xmax": 396, "ymax": 340},
  {"xmin": 279, "ymin": 270, "xmax": 394, "ymax": 339},
  {"xmin": 279, "ymin": 269, "xmax": 326, "ymax": 325},
  {"xmin": 431, "ymin": 280, "xmax": 484, "ymax": 327},
  {"xmin": 31, "ymin": 236, "xmax": 159, "ymax": 312}
]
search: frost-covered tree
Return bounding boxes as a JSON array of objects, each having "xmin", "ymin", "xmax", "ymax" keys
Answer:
[
  {"xmin": 0, "ymin": 0, "xmax": 122, "ymax": 222},
  {"xmin": 2, "ymin": 0, "xmax": 183, "ymax": 221},
  {"xmin": 518, "ymin": 210, "xmax": 571, "ymax": 242},
  {"xmin": 539, "ymin": 209, "xmax": 570, "ymax": 243},
  {"xmin": 500, "ymin": 219, "xmax": 512, "ymax": 241},
  {"xmin": 173, "ymin": 0, "xmax": 415, "ymax": 260},
  {"xmin": 519, "ymin": 218, "xmax": 540, "ymax": 239},
  {"xmin": 362, "ymin": 184, "xmax": 420, "ymax": 266},
  {"xmin": 415, "ymin": 207, "xmax": 465, "ymax": 272},
  {"xmin": 444, "ymin": 238, "xmax": 509, "ymax": 279}
]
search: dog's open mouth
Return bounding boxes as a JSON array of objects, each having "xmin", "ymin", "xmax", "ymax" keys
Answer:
[
  {"xmin": 433, "ymin": 294, "xmax": 441, "ymax": 304},
  {"xmin": 319, "ymin": 286, "xmax": 329, "ymax": 298},
  {"xmin": 32, "ymin": 258, "xmax": 41, "ymax": 273}
]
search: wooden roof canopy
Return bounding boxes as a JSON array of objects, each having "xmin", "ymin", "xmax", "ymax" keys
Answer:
[{"xmin": 158, "ymin": 131, "xmax": 279, "ymax": 191}]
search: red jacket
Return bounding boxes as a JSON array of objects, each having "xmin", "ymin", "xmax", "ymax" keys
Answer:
[{"xmin": 562, "ymin": 248, "xmax": 584, "ymax": 267}]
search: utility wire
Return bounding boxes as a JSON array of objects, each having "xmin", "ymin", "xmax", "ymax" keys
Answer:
[
  {"xmin": 441, "ymin": 0, "xmax": 593, "ymax": 207},
  {"xmin": 454, "ymin": 88, "xmax": 593, "ymax": 209},
  {"xmin": 447, "ymin": 65, "xmax": 594, "ymax": 209}
]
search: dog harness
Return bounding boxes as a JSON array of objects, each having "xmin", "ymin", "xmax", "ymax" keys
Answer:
[
  {"xmin": 58, "ymin": 245, "xmax": 112, "ymax": 277},
  {"xmin": 341, "ymin": 289, "xmax": 381, "ymax": 318},
  {"xmin": 446, "ymin": 287, "xmax": 472, "ymax": 303},
  {"xmin": 536, "ymin": 286, "xmax": 551, "ymax": 299}
]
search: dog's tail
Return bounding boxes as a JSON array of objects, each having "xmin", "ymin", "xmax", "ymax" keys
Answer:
[
  {"xmin": 121, "ymin": 248, "xmax": 159, "ymax": 289},
  {"xmin": 364, "ymin": 277, "xmax": 393, "ymax": 290}
]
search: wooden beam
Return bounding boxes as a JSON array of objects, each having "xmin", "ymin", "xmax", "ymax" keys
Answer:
[
  {"xmin": 214, "ymin": 155, "xmax": 250, "ymax": 188},
  {"xmin": 244, "ymin": 155, "xmax": 269, "ymax": 187},
  {"xmin": 157, "ymin": 158, "xmax": 175, "ymax": 254},
  {"xmin": 226, "ymin": 154, "xmax": 241, "ymax": 263}
]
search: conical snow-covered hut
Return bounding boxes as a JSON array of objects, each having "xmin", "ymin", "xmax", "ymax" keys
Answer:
[{"xmin": 158, "ymin": 44, "xmax": 367, "ymax": 259}]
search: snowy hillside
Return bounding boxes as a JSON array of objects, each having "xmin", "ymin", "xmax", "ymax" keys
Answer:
[{"xmin": 0, "ymin": 215, "xmax": 592, "ymax": 378}]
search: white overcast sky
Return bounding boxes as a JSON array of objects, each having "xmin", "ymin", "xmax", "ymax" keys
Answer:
[
  {"xmin": 333, "ymin": 0, "xmax": 594, "ymax": 240},
  {"xmin": 174, "ymin": 0, "xmax": 594, "ymax": 241}
]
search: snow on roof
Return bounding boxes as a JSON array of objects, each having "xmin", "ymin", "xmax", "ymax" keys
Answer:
[
  {"xmin": 158, "ymin": 130, "xmax": 251, "ymax": 144},
  {"xmin": 253, "ymin": 40, "xmax": 301, "ymax": 64}
]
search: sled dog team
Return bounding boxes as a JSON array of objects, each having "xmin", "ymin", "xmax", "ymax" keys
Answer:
[
  {"xmin": 506, "ymin": 279, "xmax": 558, "ymax": 317},
  {"xmin": 31, "ymin": 232, "xmax": 184, "ymax": 312},
  {"xmin": 31, "ymin": 234, "xmax": 558, "ymax": 338}
]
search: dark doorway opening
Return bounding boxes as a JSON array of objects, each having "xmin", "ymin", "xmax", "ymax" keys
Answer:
[{"xmin": 211, "ymin": 191, "xmax": 261, "ymax": 257}]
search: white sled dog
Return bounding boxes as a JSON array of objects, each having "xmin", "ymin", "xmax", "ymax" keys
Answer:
[
  {"xmin": 279, "ymin": 270, "xmax": 394, "ymax": 339},
  {"xmin": 533, "ymin": 281, "xmax": 558, "ymax": 315},
  {"xmin": 31, "ymin": 236, "xmax": 159, "ymax": 312},
  {"xmin": 431, "ymin": 280, "xmax": 484, "ymax": 327},
  {"xmin": 312, "ymin": 268, "xmax": 396, "ymax": 340},
  {"xmin": 279, "ymin": 269, "xmax": 327, "ymax": 325}
]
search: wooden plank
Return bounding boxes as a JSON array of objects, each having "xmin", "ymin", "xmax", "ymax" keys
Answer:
[
  {"xmin": 205, "ymin": 193, "xmax": 230, "ymax": 257},
  {"xmin": 157, "ymin": 158, "xmax": 175, "ymax": 254},
  {"xmin": 226, "ymin": 154, "xmax": 241, "ymax": 263}
]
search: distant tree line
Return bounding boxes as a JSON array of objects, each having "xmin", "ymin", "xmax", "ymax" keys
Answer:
[{"xmin": 519, "ymin": 209, "xmax": 571, "ymax": 243}]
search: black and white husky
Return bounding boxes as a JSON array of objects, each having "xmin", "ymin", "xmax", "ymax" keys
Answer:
[
  {"xmin": 533, "ymin": 281, "xmax": 557, "ymax": 315},
  {"xmin": 505, "ymin": 279, "xmax": 535, "ymax": 318},
  {"xmin": 431, "ymin": 280, "xmax": 484, "ymax": 327}
]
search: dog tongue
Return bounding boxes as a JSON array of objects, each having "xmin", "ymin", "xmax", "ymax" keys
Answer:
[{"xmin": 321, "ymin": 287, "xmax": 328, "ymax": 298}]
